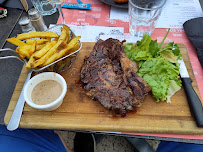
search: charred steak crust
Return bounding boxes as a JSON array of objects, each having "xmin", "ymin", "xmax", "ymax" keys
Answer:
[{"xmin": 80, "ymin": 38, "xmax": 151, "ymax": 115}]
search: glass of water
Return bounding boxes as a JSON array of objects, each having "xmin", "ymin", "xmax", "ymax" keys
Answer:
[
  {"xmin": 49, "ymin": 0, "xmax": 66, "ymax": 24},
  {"xmin": 129, "ymin": 0, "xmax": 166, "ymax": 37},
  {"xmin": 31, "ymin": 0, "xmax": 57, "ymax": 16}
]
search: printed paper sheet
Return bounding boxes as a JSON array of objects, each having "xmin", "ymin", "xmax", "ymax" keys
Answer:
[{"xmin": 110, "ymin": 0, "xmax": 203, "ymax": 28}]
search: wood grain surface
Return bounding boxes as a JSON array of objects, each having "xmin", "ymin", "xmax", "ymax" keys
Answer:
[{"xmin": 4, "ymin": 43, "xmax": 203, "ymax": 134}]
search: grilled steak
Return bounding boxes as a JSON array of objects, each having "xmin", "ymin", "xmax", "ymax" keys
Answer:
[{"xmin": 80, "ymin": 38, "xmax": 151, "ymax": 115}]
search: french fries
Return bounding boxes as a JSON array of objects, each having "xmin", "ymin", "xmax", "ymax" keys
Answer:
[
  {"xmin": 18, "ymin": 46, "xmax": 31, "ymax": 58},
  {"xmin": 16, "ymin": 47, "xmax": 26, "ymax": 59},
  {"xmin": 42, "ymin": 36, "xmax": 81, "ymax": 66},
  {"xmin": 63, "ymin": 25, "xmax": 70, "ymax": 43},
  {"xmin": 26, "ymin": 39, "xmax": 49, "ymax": 45},
  {"xmin": 6, "ymin": 25, "xmax": 81, "ymax": 71},
  {"xmin": 6, "ymin": 37, "xmax": 26, "ymax": 47},
  {"xmin": 33, "ymin": 40, "xmax": 57, "ymax": 59},
  {"xmin": 16, "ymin": 32, "xmax": 59, "ymax": 40},
  {"xmin": 30, "ymin": 26, "xmax": 68, "ymax": 68},
  {"xmin": 26, "ymin": 55, "xmax": 35, "ymax": 69},
  {"xmin": 29, "ymin": 40, "xmax": 37, "ymax": 55}
]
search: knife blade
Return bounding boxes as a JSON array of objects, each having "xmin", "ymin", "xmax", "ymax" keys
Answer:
[
  {"xmin": 20, "ymin": 0, "xmax": 28, "ymax": 12},
  {"xmin": 178, "ymin": 59, "xmax": 203, "ymax": 127}
]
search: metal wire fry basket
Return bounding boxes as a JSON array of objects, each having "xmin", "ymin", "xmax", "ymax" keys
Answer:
[
  {"xmin": 32, "ymin": 24, "xmax": 82, "ymax": 73},
  {"xmin": 0, "ymin": 24, "xmax": 82, "ymax": 74}
]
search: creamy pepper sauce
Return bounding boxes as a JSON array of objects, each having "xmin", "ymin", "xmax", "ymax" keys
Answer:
[{"xmin": 31, "ymin": 80, "xmax": 62, "ymax": 105}]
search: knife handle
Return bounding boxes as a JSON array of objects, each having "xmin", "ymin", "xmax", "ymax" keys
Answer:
[
  {"xmin": 182, "ymin": 78, "xmax": 203, "ymax": 127},
  {"xmin": 7, "ymin": 71, "xmax": 32, "ymax": 131}
]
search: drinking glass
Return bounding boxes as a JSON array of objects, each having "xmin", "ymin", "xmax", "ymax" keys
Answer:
[
  {"xmin": 49, "ymin": 0, "xmax": 66, "ymax": 24},
  {"xmin": 129, "ymin": 0, "xmax": 166, "ymax": 37},
  {"xmin": 31, "ymin": 0, "xmax": 57, "ymax": 16}
]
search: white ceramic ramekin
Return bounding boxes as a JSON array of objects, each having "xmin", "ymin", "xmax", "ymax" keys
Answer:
[{"xmin": 24, "ymin": 72, "xmax": 67, "ymax": 111}]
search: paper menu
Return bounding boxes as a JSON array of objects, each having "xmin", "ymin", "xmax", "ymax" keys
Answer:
[
  {"xmin": 100, "ymin": 33, "xmax": 140, "ymax": 43},
  {"xmin": 50, "ymin": 24, "xmax": 142, "ymax": 43},
  {"xmin": 110, "ymin": 0, "xmax": 203, "ymax": 28},
  {"xmin": 156, "ymin": 0, "xmax": 203, "ymax": 28},
  {"xmin": 110, "ymin": 7, "xmax": 129, "ymax": 22},
  {"xmin": 68, "ymin": 25, "xmax": 124, "ymax": 42},
  {"xmin": 50, "ymin": 24, "xmax": 124, "ymax": 42},
  {"xmin": 59, "ymin": 0, "xmax": 130, "ymax": 32}
]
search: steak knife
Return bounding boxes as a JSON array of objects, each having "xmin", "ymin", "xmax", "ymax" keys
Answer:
[{"xmin": 178, "ymin": 59, "xmax": 203, "ymax": 127}]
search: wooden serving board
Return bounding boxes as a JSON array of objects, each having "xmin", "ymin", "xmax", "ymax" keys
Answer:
[{"xmin": 4, "ymin": 43, "xmax": 203, "ymax": 134}]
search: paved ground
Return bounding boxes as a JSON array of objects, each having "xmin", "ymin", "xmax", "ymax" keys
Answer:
[{"xmin": 59, "ymin": 131, "xmax": 160, "ymax": 152}]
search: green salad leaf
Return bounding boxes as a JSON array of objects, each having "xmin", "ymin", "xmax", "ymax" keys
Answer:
[
  {"xmin": 124, "ymin": 29, "xmax": 182, "ymax": 102},
  {"xmin": 159, "ymin": 42, "xmax": 181, "ymax": 59},
  {"xmin": 160, "ymin": 50, "xmax": 177, "ymax": 63},
  {"xmin": 167, "ymin": 80, "xmax": 181, "ymax": 103},
  {"xmin": 149, "ymin": 40, "xmax": 159, "ymax": 57},
  {"xmin": 124, "ymin": 34, "xmax": 152, "ymax": 61}
]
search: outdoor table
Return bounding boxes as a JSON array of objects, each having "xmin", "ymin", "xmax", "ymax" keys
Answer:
[{"xmin": 0, "ymin": 2, "xmax": 203, "ymax": 145}]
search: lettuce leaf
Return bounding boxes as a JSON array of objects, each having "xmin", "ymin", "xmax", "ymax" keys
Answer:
[
  {"xmin": 138, "ymin": 57, "xmax": 181, "ymax": 102},
  {"xmin": 160, "ymin": 50, "xmax": 177, "ymax": 63},
  {"xmin": 124, "ymin": 34, "xmax": 152, "ymax": 61},
  {"xmin": 167, "ymin": 80, "xmax": 181, "ymax": 103},
  {"xmin": 159, "ymin": 42, "xmax": 181, "ymax": 59},
  {"xmin": 123, "ymin": 43, "xmax": 134, "ymax": 58},
  {"xmin": 149, "ymin": 40, "xmax": 159, "ymax": 57},
  {"xmin": 124, "ymin": 29, "xmax": 182, "ymax": 102}
]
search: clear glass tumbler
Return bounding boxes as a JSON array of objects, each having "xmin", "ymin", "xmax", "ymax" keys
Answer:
[
  {"xmin": 31, "ymin": 0, "xmax": 57, "ymax": 16},
  {"xmin": 129, "ymin": 0, "xmax": 166, "ymax": 37},
  {"xmin": 48, "ymin": 0, "xmax": 66, "ymax": 24}
]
